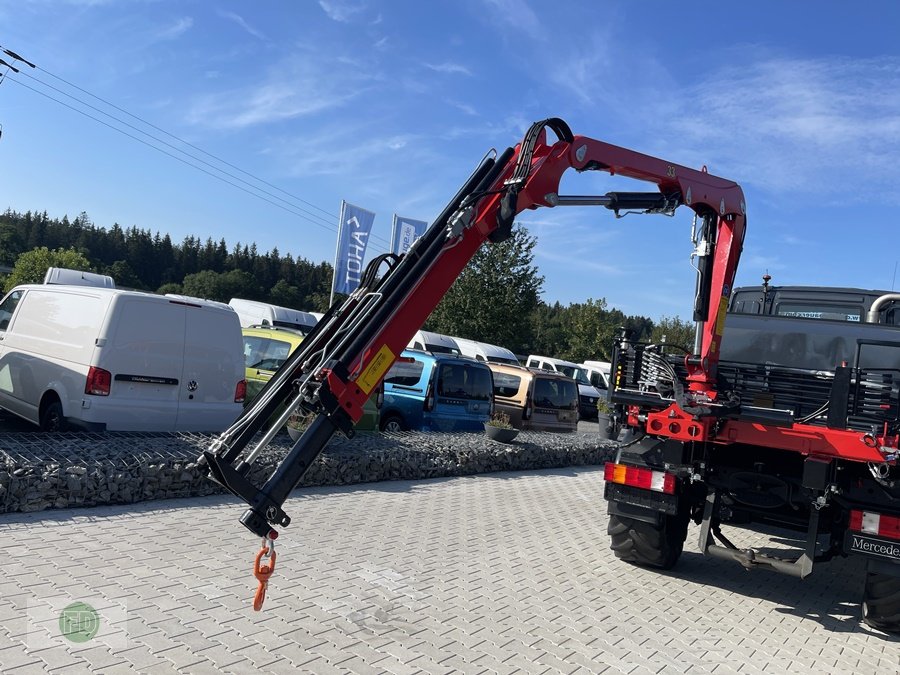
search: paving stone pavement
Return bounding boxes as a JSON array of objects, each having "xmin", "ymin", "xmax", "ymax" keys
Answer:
[{"xmin": 0, "ymin": 466, "xmax": 898, "ymax": 674}]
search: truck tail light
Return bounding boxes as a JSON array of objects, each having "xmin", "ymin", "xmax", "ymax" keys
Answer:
[
  {"xmin": 524, "ymin": 392, "xmax": 532, "ymax": 420},
  {"xmin": 423, "ymin": 389, "xmax": 434, "ymax": 411},
  {"xmin": 85, "ymin": 367, "xmax": 111, "ymax": 396},
  {"xmin": 849, "ymin": 509, "xmax": 900, "ymax": 541},
  {"xmin": 604, "ymin": 462, "xmax": 676, "ymax": 494},
  {"xmin": 234, "ymin": 379, "xmax": 247, "ymax": 403}
]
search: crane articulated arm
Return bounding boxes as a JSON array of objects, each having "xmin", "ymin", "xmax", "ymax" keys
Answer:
[{"xmin": 201, "ymin": 118, "xmax": 747, "ymax": 539}]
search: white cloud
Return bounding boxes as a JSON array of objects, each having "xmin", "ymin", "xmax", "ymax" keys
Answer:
[
  {"xmin": 481, "ymin": 0, "xmax": 542, "ymax": 41},
  {"xmin": 218, "ymin": 10, "xmax": 266, "ymax": 40},
  {"xmin": 318, "ymin": 1, "xmax": 366, "ymax": 23},
  {"xmin": 660, "ymin": 56, "xmax": 900, "ymax": 202},
  {"xmin": 156, "ymin": 17, "xmax": 193, "ymax": 41},
  {"xmin": 424, "ymin": 62, "xmax": 472, "ymax": 76},
  {"xmin": 186, "ymin": 55, "xmax": 373, "ymax": 129}
]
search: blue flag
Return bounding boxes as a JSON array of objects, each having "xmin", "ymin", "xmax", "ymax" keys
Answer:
[
  {"xmin": 391, "ymin": 215, "xmax": 427, "ymax": 255},
  {"xmin": 332, "ymin": 201, "xmax": 376, "ymax": 298}
]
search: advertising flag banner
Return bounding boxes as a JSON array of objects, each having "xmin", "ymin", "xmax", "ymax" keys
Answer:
[
  {"xmin": 390, "ymin": 215, "xmax": 428, "ymax": 256},
  {"xmin": 332, "ymin": 201, "xmax": 376, "ymax": 299}
]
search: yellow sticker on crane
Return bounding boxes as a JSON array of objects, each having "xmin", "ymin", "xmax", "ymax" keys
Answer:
[
  {"xmin": 715, "ymin": 296, "xmax": 728, "ymax": 336},
  {"xmin": 357, "ymin": 344, "xmax": 395, "ymax": 394}
]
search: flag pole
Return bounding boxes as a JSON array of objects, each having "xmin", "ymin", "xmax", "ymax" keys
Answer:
[
  {"xmin": 330, "ymin": 200, "xmax": 347, "ymax": 307},
  {"xmin": 390, "ymin": 213, "xmax": 398, "ymax": 256}
]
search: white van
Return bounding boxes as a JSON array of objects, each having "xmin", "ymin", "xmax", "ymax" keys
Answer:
[
  {"xmin": 43, "ymin": 266, "xmax": 115, "ymax": 288},
  {"xmin": 407, "ymin": 330, "xmax": 460, "ymax": 355},
  {"xmin": 228, "ymin": 298, "xmax": 318, "ymax": 336},
  {"xmin": 581, "ymin": 360, "xmax": 611, "ymax": 391},
  {"xmin": 0, "ymin": 285, "xmax": 246, "ymax": 432},
  {"xmin": 525, "ymin": 354, "xmax": 604, "ymax": 420},
  {"xmin": 454, "ymin": 337, "xmax": 520, "ymax": 365}
]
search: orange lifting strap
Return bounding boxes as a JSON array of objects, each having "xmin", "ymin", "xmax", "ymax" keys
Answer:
[{"xmin": 252, "ymin": 537, "xmax": 276, "ymax": 611}]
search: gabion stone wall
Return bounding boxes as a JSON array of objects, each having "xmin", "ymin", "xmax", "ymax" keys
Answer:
[{"xmin": 0, "ymin": 429, "xmax": 617, "ymax": 514}]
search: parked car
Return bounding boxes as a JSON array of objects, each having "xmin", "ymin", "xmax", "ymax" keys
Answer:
[
  {"xmin": 525, "ymin": 354, "xmax": 603, "ymax": 420},
  {"xmin": 406, "ymin": 330, "xmax": 461, "ymax": 355},
  {"xmin": 453, "ymin": 337, "xmax": 520, "ymax": 365},
  {"xmin": 380, "ymin": 350, "xmax": 492, "ymax": 432},
  {"xmin": 487, "ymin": 363, "xmax": 578, "ymax": 432},
  {"xmin": 229, "ymin": 297, "xmax": 318, "ymax": 336},
  {"xmin": 0, "ymin": 285, "xmax": 246, "ymax": 431},
  {"xmin": 241, "ymin": 325, "xmax": 380, "ymax": 431},
  {"xmin": 581, "ymin": 360, "xmax": 611, "ymax": 392}
]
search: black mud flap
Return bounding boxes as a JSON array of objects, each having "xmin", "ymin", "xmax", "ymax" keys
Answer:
[{"xmin": 604, "ymin": 482, "xmax": 680, "ymax": 518}]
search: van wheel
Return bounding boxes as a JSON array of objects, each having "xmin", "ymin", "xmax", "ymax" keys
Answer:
[
  {"xmin": 862, "ymin": 571, "xmax": 900, "ymax": 633},
  {"xmin": 40, "ymin": 399, "xmax": 67, "ymax": 432},
  {"xmin": 380, "ymin": 414, "xmax": 406, "ymax": 433}
]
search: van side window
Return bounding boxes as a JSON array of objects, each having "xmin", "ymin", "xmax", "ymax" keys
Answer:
[
  {"xmin": 438, "ymin": 364, "xmax": 492, "ymax": 400},
  {"xmin": 527, "ymin": 359, "xmax": 539, "ymax": 368},
  {"xmin": 385, "ymin": 359, "xmax": 424, "ymax": 387},
  {"xmin": 492, "ymin": 372, "xmax": 521, "ymax": 398},
  {"xmin": 0, "ymin": 290, "xmax": 22, "ymax": 331}
]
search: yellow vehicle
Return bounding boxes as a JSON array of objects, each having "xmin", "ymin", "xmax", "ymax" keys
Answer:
[{"xmin": 241, "ymin": 325, "xmax": 380, "ymax": 431}]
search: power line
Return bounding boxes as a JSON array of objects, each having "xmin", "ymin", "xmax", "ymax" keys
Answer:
[
  {"xmin": 6, "ymin": 76, "xmax": 342, "ymax": 235},
  {"xmin": 35, "ymin": 64, "xmax": 337, "ymax": 222},
  {"xmin": 0, "ymin": 45, "xmax": 397, "ymax": 252}
]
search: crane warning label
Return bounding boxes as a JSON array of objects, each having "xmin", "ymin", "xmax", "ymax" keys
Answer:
[{"xmin": 357, "ymin": 345, "xmax": 395, "ymax": 395}]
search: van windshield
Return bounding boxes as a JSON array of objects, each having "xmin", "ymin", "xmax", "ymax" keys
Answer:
[
  {"xmin": 273, "ymin": 320, "xmax": 313, "ymax": 335},
  {"xmin": 558, "ymin": 365, "xmax": 591, "ymax": 385},
  {"xmin": 427, "ymin": 343, "xmax": 460, "ymax": 355},
  {"xmin": 488, "ymin": 356, "xmax": 520, "ymax": 365},
  {"xmin": 437, "ymin": 364, "xmax": 492, "ymax": 400}
]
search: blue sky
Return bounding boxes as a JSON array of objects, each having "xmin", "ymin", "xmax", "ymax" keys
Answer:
[{"xmin": 2, "ymin": 1, "xmax": 900, "ymax": 322}]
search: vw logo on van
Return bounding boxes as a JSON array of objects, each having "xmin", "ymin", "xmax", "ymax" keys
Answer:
[{"xmin": 187, "ymin": 380, "xmax": 198, "ymax": 392}]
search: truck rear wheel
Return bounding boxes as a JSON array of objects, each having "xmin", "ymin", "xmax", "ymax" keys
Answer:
[
  {"xmin": 608, "ymin": 512, "xmax": 689, "ymax": 570},
  {"xmin": 862, "ymin": 571, "xmax": 900, "ymax": 633}
]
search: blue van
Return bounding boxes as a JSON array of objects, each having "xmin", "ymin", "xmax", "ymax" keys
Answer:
[{"xmin": 380, "ymin": 350, "xmax": 493, "ymax": 432}]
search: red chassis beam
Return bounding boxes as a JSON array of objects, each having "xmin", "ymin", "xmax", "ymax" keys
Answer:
[{"xmin": 644, "ymin": 403, "xmax": 895, "ymax": 464}]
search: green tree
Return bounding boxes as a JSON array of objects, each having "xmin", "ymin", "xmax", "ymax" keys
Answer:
[
  {"xmin": 426, "ymin": 225, "xmax": 543, "ymax": 353},
  {"xmin": 4, "ymin": 247, "xmax": 93, "ymax": 292},
  {"xmin": 650, "ymin": 315, "xmax": 696, "ymax": 351},
  {"xmin": 559, "ymin": 298, "xmax": 621, "ymax": 363},
  {"xmin": 269, "ymin": 279, "xmax": 302, "ymax": 308}
]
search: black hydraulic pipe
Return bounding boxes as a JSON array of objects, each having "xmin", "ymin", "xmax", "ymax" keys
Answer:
[{"xmin": 604, "ymin": 192, "xmax": 672, "ymax": 212}]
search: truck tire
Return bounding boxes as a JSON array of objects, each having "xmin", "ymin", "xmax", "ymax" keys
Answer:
[
  {"xmin": 862, "ymin": 571, "xmax": 900, "ymax": 633},
  {"xmin": 608, "ymin": 512, "xmax": 689, "ymax": 570}
]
